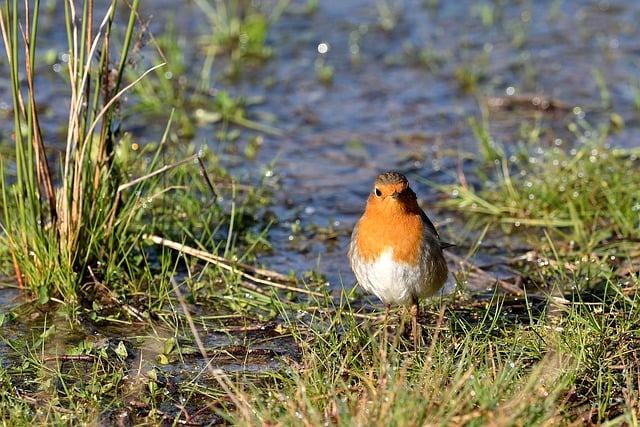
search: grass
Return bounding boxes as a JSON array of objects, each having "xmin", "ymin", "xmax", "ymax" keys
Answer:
[
  {"xmin": 0, "ymin": 0, "xmax": 147, "ymax": 305},
  {"xmin": 195, "ymin": 0, "xmax": 290, "ymax": 80},
  {"xmin": 5, "ymin": 260, "xmax": 639, "ymax": 424},
  {"xmin": 0, "ymin": 0, "xmax": 276, "ymax": 304},
  {"xmin": 1, "ymin": 1, "xmax": 640, "ymax": 426},
  {"xmin": 442, "ymin": 119, "xmax": 640, "ymax": 257},
  {"xmin": 126, "ymin": 17, "xmax": 281, "ymax": 140},
  {"xmin": 232, "ymin": 279, "xmax": 640, "ymax": 426}
]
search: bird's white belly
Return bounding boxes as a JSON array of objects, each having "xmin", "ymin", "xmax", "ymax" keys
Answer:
[{"xmin": 353, "ymin": 248, "xmax": 423, "ymax": 305}]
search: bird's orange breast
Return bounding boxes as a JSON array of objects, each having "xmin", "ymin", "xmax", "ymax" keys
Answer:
[{"xmin": 354, "ymin": 202, "xmax": 424, "ymax": 266}]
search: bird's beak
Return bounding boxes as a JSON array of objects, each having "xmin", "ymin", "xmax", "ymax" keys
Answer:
[{"xmin": 390, "ymin": 191, "xmax": 400, "ymax": 199}]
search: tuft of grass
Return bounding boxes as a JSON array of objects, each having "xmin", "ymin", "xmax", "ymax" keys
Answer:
[
  {"xmin": 454, "ymin": 50, "xmax": 490, "ymax": 94},
  {"xmin": 0, "ymin": 0, "xmax": 155, "ymax": 305},
  {"xmin": 443, "ymin": 119, "xmax": 640, "ymax": 255},
  {"xmin": 314, "ymin": 52, "xmax": 334, "ymax": 86},
  {"xmin": 195, "ymin": 0, "xmax": 290, "ymax": 80},
  {"xmin": 126, "ymin": 16, "xmax": 282, "ymax": 142},
  {"xmin": 0, "ymin": 0, "xmax": 278, "ymax": 314}
]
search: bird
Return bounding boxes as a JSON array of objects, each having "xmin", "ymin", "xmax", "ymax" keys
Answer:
[{"xmin": 349, "ymin": 171, "xmax": 451, "ymax": 347}]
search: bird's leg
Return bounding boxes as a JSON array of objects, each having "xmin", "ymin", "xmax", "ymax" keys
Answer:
[
  {"xmin": 382, "ymin": 303, "xmax": 391, "ymax": 347},
  {"xmin": 410, "ymin": 300, "xmax": 420, "ymax": 350}
]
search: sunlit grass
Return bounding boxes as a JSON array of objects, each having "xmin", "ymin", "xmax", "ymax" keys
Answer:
[
  {"xmin": 232, "ymin": 285, "xmax": 639, "ymax": 426},
  {"xmin": 442, "ymin": 120, "xmax": 640, "ymax": 254},
  {"xmin": 0, "ymin": 0, "xmax": 157, "ymax": 306}
]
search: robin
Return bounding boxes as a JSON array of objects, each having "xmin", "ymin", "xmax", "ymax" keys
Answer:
[{"xmin": 349, "ymin": 171, "xmax": 451, "ymax": 347}]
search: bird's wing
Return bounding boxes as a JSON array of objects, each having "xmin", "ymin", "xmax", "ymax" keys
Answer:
[{"xmin": 420, "ymin": 209, "xmax": 454, "ymax": 250}]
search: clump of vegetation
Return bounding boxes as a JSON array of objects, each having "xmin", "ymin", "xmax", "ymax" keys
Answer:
[
  {"xmin": 0, "ymin": 0, "xmax": 152, "ymax": 306},
  {"xmin": 0, "ymin": 0, "xmax": 275, "ymax": 312},
  {"xmin": 444, "ymin": 120, "xmax": 640, "ymax": 255},
  {"xmin": 196, "ymin": 0, "xmax": 290, "ymax": 79},
  {"xmin": 126, "ymin": 9, "xmax": 282, "ymax": 140}
]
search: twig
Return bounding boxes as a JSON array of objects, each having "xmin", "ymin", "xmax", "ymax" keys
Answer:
[
  {"xmin": 116, "ymin": 154, "xmax": 198, "ymax": 193},
  {"xmin": 42, "ymin": 355, "xmax": 95, "ymax": 362},
  {"xmin": 144, "ymin": 234, "xmax": 324, "ymax": 297},
  {"xmin": 238, "ymin": 280, "xmax": 270, "ymax": 296}
]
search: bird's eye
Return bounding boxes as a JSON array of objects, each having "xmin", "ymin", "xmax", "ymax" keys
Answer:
[{"xmin": 374, "ymin": 188, "xmax": 382, "ymax": 197}]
